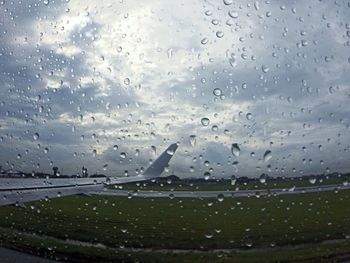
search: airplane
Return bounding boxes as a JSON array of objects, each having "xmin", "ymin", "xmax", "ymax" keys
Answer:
[{"xmin": 0, "ymin": 143, "xmax": 179, "ymax": 207}]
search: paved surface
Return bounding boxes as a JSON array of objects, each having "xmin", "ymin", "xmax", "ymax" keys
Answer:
[
  {"xmin": 1, "ymin": 177, "xmax": 350, "ymax": 206},
  {"xmin": 94, "ymin": 184, "xmax": 350, "ymax": 198},
  {"xmin": 0, "ymin": 247, "xmax": 60, "ymax": 263}
]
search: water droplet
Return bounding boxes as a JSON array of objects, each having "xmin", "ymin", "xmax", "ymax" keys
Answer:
[
  {"xmin": 204, "ymin": 10, "xmax": 212, "ymax": 16},
  {"xmin": 246, "ymin": 113, "xmax": 252, "ymax": 120},
  {"xmin": 216, "ymin": 31, "xmax": 224, "ymax": 38},
  {"xmin": 223, "ymin": 0, "xmax": 233, "ymax": 5},
  {"xmin": 92, "ymin": 149, "xmax": 97, "ymax": 157},
  {"xmin": 103, "ymin": 164, "xmax": 108, "ymax": 171},
  {"xmin": 254, "ymin": 1, "xmax": 260, "ymax": 10},
  {"xmin": 166, "ymin": 149, "xmax": 175, "ymax": 156},
  {"xmin": 204, "ymin": 171, "xmax": 210, "ymax": 180},
  {"xmin": 124, "ymin": 78, "xmax": 130, "ymax": 85},
  {"xmin": 151, "ymin": 146, "xmax": 157, "ymax": 156},
  {"xmin": 43, "ymin": 0, "xmax": 49, "ymax": 5},
  {"xmin": 231, "ymin": 143, "xmax": 240, "ymax": 157},
  {"xmin": 213, "ymin": 88, "xmax": 222, "ymax": 96},
  {"xmin": 262, "ymin": 65, "xmax": 270, "ymax": 73},
  {"xmin": 263, "ymin": 150, "xmax": 272, "ymax": 162},
  {"xmin": 228, "ymin": 10, "xmax": 238, "ymax": 19},
  {"xmin": 201, "ymin": 117, "xmax": 210, "ymax": 126},
  {"xmin": 229, "ymin": 53, "xmax": 237, "ymax": 67},
  {"xmin": 309, "ymin": 178, "xmax": 316, "ymax": 184},
  {"xmin": 259, "ymin": 173, "xmax": 268, "ymax": 184},
  {"xmin": 167, "ymin": 48, "xmax": 173, "ymax": 59},
  {"xmin": 120, "ymin": 152, "xmax": 127, "ymax": 158},
  {"xmin": 189, "ymin": 135, "xmax": 196, "ymax": 147},
  {"xmin": 217, "ymin": 193, "xmax": 224, "ymax": 202},
  {"xmin": 113, "ymin": 145, "xmax": 118, "ymax": 151},
  {"xmin": 33, "ymin": 133, "xmax": 39, "ymax": 140},
  {"xmin": 205, "ymin": 233, "xmax": 213, "ymax": 239},
  {"xmin": 231, "ymin": 175, "xmax": 236, "ymax": 185},
  {"xmin": 201, "ymin": 38, "xmax": 209, "ymax": 45}
]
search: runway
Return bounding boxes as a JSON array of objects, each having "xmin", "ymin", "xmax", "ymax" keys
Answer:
[
  {"xmin": 94, "ymin": 183, "xmax": 350, "ymax": 198},
  {"xmin": 0, "ymin": 247, "xmax": 60, "ymax": 263},
  {"xmin": 1, "ymin": 177, "xmax": 350, "ymax": 207}
]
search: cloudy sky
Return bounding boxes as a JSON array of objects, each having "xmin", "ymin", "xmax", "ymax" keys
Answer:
[{"xmin": 0, "ymin": 0, "xmax": 349, "ymax": 179}]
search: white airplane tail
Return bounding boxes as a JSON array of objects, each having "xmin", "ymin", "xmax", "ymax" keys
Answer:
[{"xmin": 143, "ymin": 143, "xmax": 178, "ymax": 178}]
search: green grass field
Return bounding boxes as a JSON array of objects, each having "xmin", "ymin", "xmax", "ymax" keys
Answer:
[
  {"xmin": 112, "ymin": 176, "xmax": 350, "ymax": 192},
  {"xmin": 1, "ymin": 189, "xmax": 350, "ymax": 262}
]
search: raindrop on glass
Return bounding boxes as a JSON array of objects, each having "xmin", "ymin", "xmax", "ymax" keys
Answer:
[
  {"xmin": 229, "ymin": 53, "xmax": 237, "ymax": 67},
  {"xmin": 246, "ymin": 113, "xmax": 252, "ymax": 120},
  {"xmin": 201, "ymin": 117, "xmax": 210, "ymax": 126},
  {"xmin": 259, "ymin": 173, "xmax": 267, "ymax": 184},
  {"xmin": 201, "ymin": 38, "xmax": 209, "ymax": 45},
  {"xmin": 231, "ymin": 143, "xmax": 240, "ymax": 157},
  {"xmin": 309, "ymin": 178, "xmax": 316, "ymax": 184},
  {"xmin": 263, "ymin": 150, "xmax": 272, "ymax": 162},
  {"xmin": 228, "ymin": 10, "xmax": 238, "ymax": 19},
  {"xmin": 189, "ymin": 135, "xmax": 196, "ymax": 147},
  {"xmin": 262, "ymin": 65, "xmax": 270, "ymax": 73},
  {"xmin": 124, "ymin": 78, "xmax": 130, "ymax": 85},
  {"xmin": 217, "ymin": 193, "xmax": 224, "ymax": 202},
  {"xmin": 204, "ymin": 171, "xmax": 210, "ymax": 180},
  {"xmin": 216, "ymin": 31, "xmax": 224, "ymax": 38},
  {"xmin": 231, "ymin": 175, "xmax": 236, "ymax": 185},
  {"xmin": 254, "ymin": 1, "xmax": 260, "ymax": 10},
  {"xmin": 33, "ymin": 133, "xmax": 39, "ymax": 141},
  {"xmin": 213, "ymin": 88, "xmax": 222, "ymax": 96}
]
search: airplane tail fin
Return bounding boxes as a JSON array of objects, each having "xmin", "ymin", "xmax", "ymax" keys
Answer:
[{"xmin": 142, "ymin": 143, "xmax": 178, "ymax": 178}]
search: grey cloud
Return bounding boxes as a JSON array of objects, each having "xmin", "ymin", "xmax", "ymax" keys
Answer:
[{"xmin": 0, "ymin": 0, "xmax": 349, "ymax": 178}]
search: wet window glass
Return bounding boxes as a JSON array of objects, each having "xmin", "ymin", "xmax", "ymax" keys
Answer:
[{"xmin": 0, "ymin": 0, "xmax": 350, "ymax": 262}]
